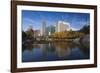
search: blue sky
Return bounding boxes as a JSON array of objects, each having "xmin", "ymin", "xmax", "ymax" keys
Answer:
[{"xmin": 22, "ymin": 10, "xmax": 90, "ymax": 31}]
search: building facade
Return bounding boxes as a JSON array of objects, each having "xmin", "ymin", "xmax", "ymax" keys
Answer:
[
  {"xmin": 46, "ymin": 25, "xmax": 55, "ymax": 36},
  {"xmin": 40, "ymin": 20, "xmax": 46, "ymax": 36},
  {"xmin": 55, "ymin": 21, "xmax": 70, "ymax": 32}
]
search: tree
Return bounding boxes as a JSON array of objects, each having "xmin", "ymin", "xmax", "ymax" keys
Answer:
[
  {"xmin": 26, "ymin": 28, "xmax": 34, "ymax": 40},
  {"xmin": 52, "ymin": 30, "xmax": 85, "ymax": 39},
  {"xmin": 79, "ymin": 25, "xmax": 90, "ymax": 34},
  {"xmin": 22, "ymin": 31, "xmax": 27, "ymax": 42}
]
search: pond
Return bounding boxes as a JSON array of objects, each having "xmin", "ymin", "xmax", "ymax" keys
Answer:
[{"xmin": 22, "ymin": 42, "xmax": 90, "ymax": 62}]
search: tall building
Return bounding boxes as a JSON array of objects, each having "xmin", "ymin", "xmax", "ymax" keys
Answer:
[
  {"xmin": 46, "ymin": 25, "xmax": 55, "ymax": 36},
  {"xmin": 55, "ymin": 21, "xmax": 70, "ymax": 32},
  {"xmin": 40, "ymin": 20, "xmax": 46, "ymax": 36}
]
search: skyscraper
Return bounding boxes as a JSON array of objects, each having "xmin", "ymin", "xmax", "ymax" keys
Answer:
[
  {"xmin": 40, "ymin": 20, "xmax": 46, "ymax": 36},
  {"xmin": 46, "ymin": 25, "xmax": 55, "ymax": 36}
]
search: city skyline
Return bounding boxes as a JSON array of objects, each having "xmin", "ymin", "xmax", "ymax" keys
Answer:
[{"xmin": 22, "ymin": 10, "xmax": 90, "ymax": 31}]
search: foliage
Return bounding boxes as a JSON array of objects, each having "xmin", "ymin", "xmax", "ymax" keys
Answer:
[
  {"xmin": 22, "ymin": 31, "xmax": 27, "ymax": 42},
  {"xmin": 22, "ymin": 28, "xmax": 35, "ymax": 44},
  {"xmin": 52, "ymin": 30, "xmax": 85, "ymax": 39},
  {"xmin": 79, "ymin": 25, "xmax": 90, "ymax": 34},
  {"xmin": 26, "ymin": 29, "xmax": 34, "ymax": 39}
]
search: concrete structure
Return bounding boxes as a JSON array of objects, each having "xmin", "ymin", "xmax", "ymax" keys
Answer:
[{"xmin": 55, "ymin": 21, "xmax": 70, "ymax": 32}]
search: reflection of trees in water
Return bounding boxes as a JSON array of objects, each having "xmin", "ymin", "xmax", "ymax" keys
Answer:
[
  {"xmin": 39, "ymin": 43, "xmax": 56, "ymax": 60},
  {"xmin": 22, "ymin": 43, "xmax": 33, "ymax": 52},
  {"xmin": 38, "ymin": 42, "xmax": 80, "ymax": 58},
  {"xmin": 78, "ymin": 44, "xmax": 90, "ymax": 58},
  {"xmin": 22, "ymin": 43, "xmax": 41, "ymax": 52},
  {"xmin": 52, "ymin": 42, "xmax": 79, "ymax": 58},
  {"xmin": 22, "ymin": 41, "xmax": 89, "ymax": 59}
]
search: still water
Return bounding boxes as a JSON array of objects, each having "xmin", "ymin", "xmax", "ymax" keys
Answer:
[{"xmin": 22, "ymin": 42, "xmax": 90, "ymax": 62}]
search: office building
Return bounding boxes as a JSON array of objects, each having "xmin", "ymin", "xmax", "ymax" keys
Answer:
[{"xmin": 55, "ymin": 21, "xmax": 70, "ymax": 32}]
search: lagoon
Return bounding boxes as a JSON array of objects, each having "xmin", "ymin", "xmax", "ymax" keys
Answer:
[{"xmin": 22, "ymin": 42, "xmax": 90, "ymax": 62}]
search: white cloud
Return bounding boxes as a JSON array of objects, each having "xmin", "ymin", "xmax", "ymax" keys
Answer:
[{"xmin": 71, "ymin": 27, "xmax": 79, "ymax": 31}]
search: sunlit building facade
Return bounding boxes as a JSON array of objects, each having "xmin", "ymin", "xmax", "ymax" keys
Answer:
[{"xmin": 55, "ymin": 21, "xmax": 70, "ymax": 32}]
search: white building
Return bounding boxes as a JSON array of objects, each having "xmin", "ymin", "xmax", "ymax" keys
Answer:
[{"xmin": 56, "ymin": 21, "xmax": 70, "ymax": 32}]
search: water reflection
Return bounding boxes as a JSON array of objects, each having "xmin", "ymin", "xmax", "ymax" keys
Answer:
[{"xmin": 22, "ymin": 42, "xmax": 90, "ymax": 62}]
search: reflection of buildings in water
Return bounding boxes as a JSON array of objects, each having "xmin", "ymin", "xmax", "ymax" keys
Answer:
[
  {"xmin": 38, "ymin": 44, "xmax": 46, "ymax": 54},
  {"xmin": 39, "ymin": 42, "xmax": 81, "ymax": 59},
  {"xmin": 53, "ymin": 42, "xmax": 71, "ymax": 58},
  {"xmin": 40, "ymin": 44, "xmax": 54, "ymax": 52},
  {"xmin": 56, "ymin": 47, "xmax": 71, "ymax": 58},
  {"xmin": 39, "ymin": 44, "xmax": 47, "ymax": 60},
  {"xmin": 39, "ymin": 43, "xmax": 57, "ymax": 60},
  {"xmin": 22, "ymin": 41, "xmax": 90, "ymax": 62},
  {"xmin": 39, "ymin": 44, "xmax": 46, "ymax": 51},
  {"xmin": 23, "ymin": 41, "xmax": 89, "ymax": 60},
  {"xmin": 39, "ymin": 42, "xmax": 72, "ymax": 58}
]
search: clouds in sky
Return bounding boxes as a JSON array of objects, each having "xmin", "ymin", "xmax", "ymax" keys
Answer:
[{"xmin": 22, "ymin": 10, "xmax": 90, "ymax": 31}]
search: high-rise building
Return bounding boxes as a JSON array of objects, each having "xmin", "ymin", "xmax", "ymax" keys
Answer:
[
  {"xmin": 55, "ymin": 21, "xmax": 70, "ymax": 32},
  {"xmin": 46, "ymin": 25, "xmax": 55, "ymax": 36},
  {"xmin": 40, "ymin": 20, "xmax": 46, "ymax": 36}
]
